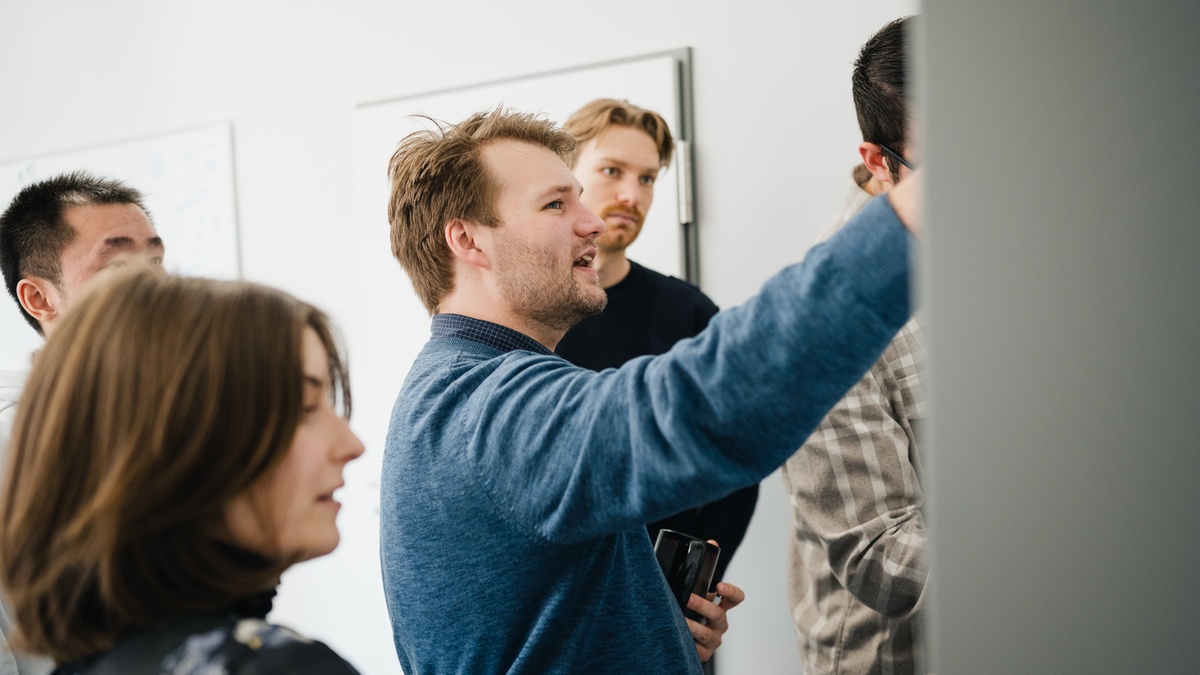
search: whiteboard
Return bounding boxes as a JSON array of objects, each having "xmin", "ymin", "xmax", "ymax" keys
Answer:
[
  {"xmin": 0, "ymin": 123, "xmax": 240, "ymax": 366},
  {"xmin": 354, "ymin": 51, "xmax": 690, "ymax": 281},
  {"xmin": 348, "ymin": 49, "xmax": 693, "ymax": 471},
  {"xmin": 348, "ymin": 49, "xmax": 694, "ymax": 462}
]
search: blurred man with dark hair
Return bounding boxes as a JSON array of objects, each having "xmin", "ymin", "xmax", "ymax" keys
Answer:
[
  {"xmin": 0, "ymin": 171, "xmax": 163, "ymax": 337},
  {"xmin": 0, "ymin": 171, "xmax": 164, "ymax": 675},
  {"xmin": 782, "ymin": 16, "xmax": 930, "ymax": 674}
]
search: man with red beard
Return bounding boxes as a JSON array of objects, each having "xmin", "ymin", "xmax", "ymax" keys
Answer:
[{"xmin": 555, "ymin": 99, "xmax": 759, "ymax": 595}]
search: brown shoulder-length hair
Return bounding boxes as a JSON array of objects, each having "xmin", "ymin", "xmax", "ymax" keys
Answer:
[
  {"xmin": 387, "ymin": 107, "xmax": 576, "ymax": 316},
  {"xmin": 0, "ymin": 270, "xmax": 350, "ymax": 665}
]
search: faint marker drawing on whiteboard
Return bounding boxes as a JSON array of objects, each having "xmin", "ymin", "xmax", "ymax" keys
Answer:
[{"xmin": 0, "ymin": 123, "xmax": 239, "ymax": 367}]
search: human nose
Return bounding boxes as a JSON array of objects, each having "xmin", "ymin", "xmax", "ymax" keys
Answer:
[
  {"xmin": 334, "ymin": 418, "xmax": 366, "ymax": 463},
  {"xmin": 616, "ymin": 177, "xmax": 642, "ymax": 209},
  {"xmin": 577, "ymin": 204, "xmax": 605, "ymax": 240}
]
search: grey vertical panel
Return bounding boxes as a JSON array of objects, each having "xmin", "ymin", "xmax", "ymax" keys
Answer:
[{"xmin": 923, "ymin": 1, "xmax": 1200, "ymax": 673}]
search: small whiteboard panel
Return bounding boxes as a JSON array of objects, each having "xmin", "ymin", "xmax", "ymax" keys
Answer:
[
  {"xmin": 349, "ymin": 50, "xmax": 691, "ymax": 446},
  {"xmin": 348, "ymin": 51, "xmax": 691, "ymax": 458},
  {"xmin": 0, "ymin": 123, "xmax": 240, "ymax": 366},
  {"xmin": 354, "ymin": 52, "xmax": 687, "ymax": 282}
]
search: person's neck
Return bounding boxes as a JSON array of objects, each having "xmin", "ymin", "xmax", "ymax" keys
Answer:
[
  {"xmin": 595, "ymin": 249, "xmax": 631, "ymax": 289},
  {"xmin": 855, "ymin": 162, "xmax": 892, "ymax": 197},
  {"xmin": 863, "ymin": 175, "xmax": 888, "ymax": 197},
  {"xmin": 439, "ymin": 295, "xmax": 565, "ymax": 352}
]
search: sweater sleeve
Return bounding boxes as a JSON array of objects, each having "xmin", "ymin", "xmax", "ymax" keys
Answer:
[{"xmin": 466, "ymin": 195, "xmax": 913, "ymax": 544}]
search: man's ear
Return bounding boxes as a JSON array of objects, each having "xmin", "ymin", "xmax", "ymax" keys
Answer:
[
  {"xmin": 16, "ymin": 277, "xmax": 61, "ymax": 331},
  {"xmin": 444, "ymin": 218, "xmax": 492, "ymax": 270},
  {"xmin": 858, "ymin": 142, "xmax": 897, "ymax": 190}
]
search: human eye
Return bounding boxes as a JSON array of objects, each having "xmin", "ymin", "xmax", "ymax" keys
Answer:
[
  {"xmin": 545, "ymin": 200, "xmax": 565, "ymax": 210},
  {"xmin": 300, "ymin": 401, "xmax": 322, "ymax": 423},
  {"xmin": 601, "ymin": 167, "xmax": 619, "ymax": 178},
  {"xmin": 639, "ymin": 174, "xmax": 657, "ymax": 186},
  {"xmin": 301, "ymin": 386, "xmax": 323, "ymax": 417}
]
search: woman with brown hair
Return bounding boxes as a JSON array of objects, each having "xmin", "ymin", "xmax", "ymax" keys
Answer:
[{"xmin": 0, "ymin": 270, "xmax": 365, "ymax": 673}]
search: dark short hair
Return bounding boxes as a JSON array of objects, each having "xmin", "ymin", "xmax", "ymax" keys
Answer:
[
  {"xmin": 853, "ymin": 16, "xmax": 914, "ymax": 181},
  {"xmin": 0, "ymin": 171, "xmax": 150, "ymax": 334},
  {"xmin": 0, "ymin": 270, "xmax": 350, "ymax": 664}
]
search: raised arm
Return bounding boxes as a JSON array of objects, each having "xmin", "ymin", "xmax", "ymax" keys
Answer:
[{"xmin": 465, "ymin": 195, "xmax": 915, "ymax": 543}]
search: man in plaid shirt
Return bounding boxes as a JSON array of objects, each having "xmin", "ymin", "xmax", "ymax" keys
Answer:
[{"xmin": 782, "ymin": 16, "xmax": 929, "ymax": 675}]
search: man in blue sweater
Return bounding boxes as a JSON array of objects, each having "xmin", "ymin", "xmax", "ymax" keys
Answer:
[{"xmin": 380, "ymin": 109, "xmax": 919, "ymax": 674}]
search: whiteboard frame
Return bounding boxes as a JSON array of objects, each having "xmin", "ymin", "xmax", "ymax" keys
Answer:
[{"xmin": 356, "ymin": 47, "xmax": 698, "ymax": 282}]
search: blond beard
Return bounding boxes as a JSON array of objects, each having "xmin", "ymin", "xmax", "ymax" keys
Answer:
[{"xmin": 493, "ymin": 232, "xmax": 607, "ymax": 332}]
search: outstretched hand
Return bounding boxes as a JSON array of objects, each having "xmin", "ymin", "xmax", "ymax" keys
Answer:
[{"xmin": 686, "ymin": 580, "xmax": 746, "ymax": 663}]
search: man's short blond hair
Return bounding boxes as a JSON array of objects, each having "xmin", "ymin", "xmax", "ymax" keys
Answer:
[
  {"xmin": 387, "ymin": 109, "xmax": 576, "ymax": 315},
  {"xmin": 562, "ymin": 98, "xmax": 674, "ymax": 169}
]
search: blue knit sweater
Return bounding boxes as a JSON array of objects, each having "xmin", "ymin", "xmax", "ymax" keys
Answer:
[{"xmin": 380, "ymin": 195, "xmax": 912, "ymax": 674}]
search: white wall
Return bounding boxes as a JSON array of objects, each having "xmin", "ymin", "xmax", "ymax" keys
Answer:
[
  {"xmin": 922, "ymin": 1, "xmax": 1200, "ymax": 672},
  {"xmin": 0, "ymin": 2, "xmax": 916, "ymax": 673}
]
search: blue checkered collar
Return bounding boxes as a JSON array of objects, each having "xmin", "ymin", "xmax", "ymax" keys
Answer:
[{"xmin": 430, "ymin": 314, "xmax": 555, "ymax": 356}]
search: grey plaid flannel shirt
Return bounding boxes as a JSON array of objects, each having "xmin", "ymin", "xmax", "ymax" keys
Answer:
[{"xmin": 782, "ymin": 175, "xmax": 929, "ymax": 674}]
